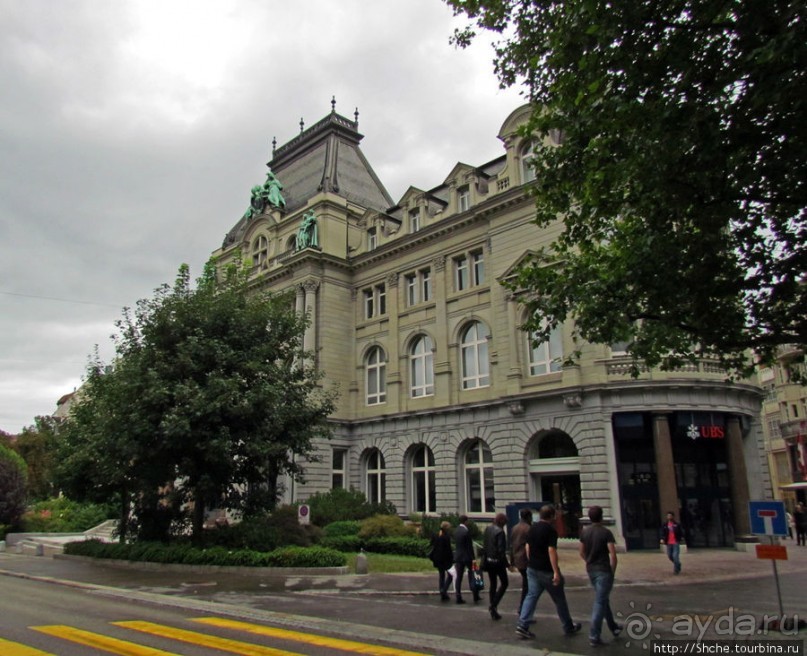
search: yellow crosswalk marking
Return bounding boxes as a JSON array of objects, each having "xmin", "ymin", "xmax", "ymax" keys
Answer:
[
  {"xmin": 0, "ymin": 637, "xmax": 56, "ymax": 656},
  {"xmin": 31, "ymin": 625, "xmax": 181, "ymax": 656},
  {"xmin": 115, "ymin": 621, "xmax": 304, "ymax": 656},
  {"xmin": 193, "ymin": 617, "xmax": 432, "ymax": 656}
]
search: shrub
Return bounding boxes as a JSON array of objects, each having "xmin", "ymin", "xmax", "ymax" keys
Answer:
[
  {"xmin": 362, "ymin": 536, "xmax": 431, "ymax": 557},
  {"xmin": 323, "ymin": 520, "xmax": 361, "ymax": 537},
  {"xmin": 200, "ymin": 505, "xmax": 313, "ymax": 551},
  {"xmin": 305, "ymin": 488, "xmax": 396, "ymax": 526},
  {"xmin": 319, "ymin": 535, "xmax": 362, "ymax": 552},
  {"xmin": 64, "ymin": 539, "xmax": 346, "ymax": 568},
  {"xmin": 420, "ymin": 513, "xmax": 481, "ymax": 541},
  {"xmin": 19, "ymin": 497, "xmax": 114, "ymax": 533},
  {"xmin": 358, "ymin": 514, "xmax": 415, "ymax": 539}
]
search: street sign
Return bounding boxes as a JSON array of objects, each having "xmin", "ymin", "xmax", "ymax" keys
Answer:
[
  {"xmin": 756, "ymin": 545, "xmax": 788, "ymax": 560},
  {"xmin": 748, "ymin": 500, "xmax": 788, "ymax": 536},
  {"xmin": 298, "ymin": 503, "xmax": 310, "ymax": 526}
]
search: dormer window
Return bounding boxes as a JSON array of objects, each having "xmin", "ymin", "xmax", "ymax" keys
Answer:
[
  {"xmin": 458, "ymin": 186, "xmax": 470, "ymax": 212},
  {"xmin": 409, "ymin": 209, "xmax": 421, "ymax": 233},
  {"xmin": 368, "ymin": 227, "xmax": 377, "ymax": 251}
]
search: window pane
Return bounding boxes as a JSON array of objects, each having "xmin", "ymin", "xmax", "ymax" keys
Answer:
[{"xmin": 467, "ymin": 469, "xmax": 481, "ymax": 512}]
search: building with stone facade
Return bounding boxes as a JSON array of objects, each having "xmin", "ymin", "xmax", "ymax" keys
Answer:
[
  {"xmin": 759, "ymin": 347, "xmax": 807, "ymax": 509},
  {"xmin": 212, "ymin": 103, "xmax": 769, "ymax": 549}
]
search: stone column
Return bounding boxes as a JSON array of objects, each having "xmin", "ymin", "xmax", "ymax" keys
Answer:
[
  {"xmin": 726, "ymin": 416, "xmax": 751, "ymax": 535},
  {"xmin": 653, "ymin": 413, "xmax": 680, "ymax": 522},
  {"xmin": 506, "ymin": 293, "xmax": 523, "ymax": 395},
  {"xmin": 302, "ymin": 280, "xmax": 319, "ymax": 366},
  {"xmin": 385, "ymin": 272, "xmax": 401, "ymax": 413},
  {"xmin": 431, "ymin": 255, "xmax": 452, "ymax": 405}
]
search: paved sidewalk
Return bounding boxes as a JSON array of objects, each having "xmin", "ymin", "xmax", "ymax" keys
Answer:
[{"xmin": 2, "ymin": 540, "xmax": 807, "ymax": 595}]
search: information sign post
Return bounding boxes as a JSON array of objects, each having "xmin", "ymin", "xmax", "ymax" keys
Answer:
[{"xmin": 748, "ymin": 500, "xmax": 788, "ymax": 624}]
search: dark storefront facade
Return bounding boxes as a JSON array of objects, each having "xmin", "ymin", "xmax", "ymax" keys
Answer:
[{"xmin": 614, "ymin": 411, "xmax": 745, "ymax": 550}]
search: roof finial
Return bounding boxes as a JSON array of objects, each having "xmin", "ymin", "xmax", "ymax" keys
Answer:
[
  {"xmin": 331, "ymin": 96, "xmax": 336, "ymax": 113},
  {"xmin": 300, "ymin": 117, "xmax": 305, "ymax": 133},
  {"xmin": 271, "ymin": 136, "xmax": 276, "ymax": 156},
  {"xmin": 354, "ymin": 107, "xmax": 359, "ymax": 126}
]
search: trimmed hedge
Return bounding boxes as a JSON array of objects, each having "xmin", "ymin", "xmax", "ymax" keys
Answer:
[
  {"xmin": 320, "ymin": 535, "xmax": 430, "ymax": 557},
  {"xmin": 64, "ymin": 539, "xmax": 346, "ymax": 568}
]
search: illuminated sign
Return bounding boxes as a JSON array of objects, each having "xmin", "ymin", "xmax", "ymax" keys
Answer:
[{"xmin": 686, "ymin": 424, "xmax": 725, "ymax": 440}]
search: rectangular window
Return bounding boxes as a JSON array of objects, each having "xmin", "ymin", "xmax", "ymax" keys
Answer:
[
  {"xmin": 455, "ymin": 255, "xmax": 469, "ymax": 291},
  {"xmin": 332, "ymin": 448, "xmax": 347, "ymax": 489},
  {"xmin": 421, "ymin": 269, "xmax": 431, "ymax": 302},
  {"xmin": 367, "ymin": 227, "xmax": 377, "ymax": 251},
  {"xmin": 454, "ymin": 249, "xmax": 485, "ymax": 292},
  {"xmin": 458, "ymin": 186, "xmax": 470, "ymax": 212},
  {"xmin": 363, "ymin": 283, "xmax": 387, "ymax": 319},
  {"xmin": 405, "ymin": 268, "xmax": 432, "ymax": 306},
  {"xmin": 409, "ymin": 209, "xmax": 421, "ymax": 233},
  {"xmin": 471, "ymin": 250, "xmax": 485, "ymax": 285}
]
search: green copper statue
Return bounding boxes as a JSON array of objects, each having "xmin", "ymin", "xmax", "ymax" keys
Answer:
[
  {"xmin": 296, "ymin": 210, "xmax": 319, "ymax": 250},
  {"xmin": 261, "ymin": 168, "xmax": 286, "ymax": 209},
  {"xmin": 241, "ymin": 169, "xmax": 285, "ymax": 221}
]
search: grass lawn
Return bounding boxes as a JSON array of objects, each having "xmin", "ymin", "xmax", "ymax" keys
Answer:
[{"xmin": 345, "ymin": 552, "xmax": 434, "ymax": 574}]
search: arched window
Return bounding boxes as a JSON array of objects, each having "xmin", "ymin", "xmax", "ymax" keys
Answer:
[
  {"xmin": 528, "ymin": 322, "xmax": 563, "ymax": 376},
  {"xmin": 252, "ymin": 235, "xmax": 268, "ymax": 268},
  {"xmin": 410, "ymin": 335, "xmax": 434, "ymax": 397},
  {"xmin": 461, "ymin": 321, "xmax": 490, "ymax": 389},
  {"xmin": 365, "ymin": 346, "xmax": 386, "ymax": 405},
  {"xmin": 365, "ymin": 449, "xmax": 386, "ymax": 504},
  {"xmin": 521, "ymin": 142, "xmax": 537, "ymax": 184},
  {"xmin": 464, "ymin": 440, "xmax": 495, "ymax": 513},
  {"xmin": 286, "ymin": 234, "xmax": 297, "ymax": 253},
  {"xmin": 411, "ymin": 444, "xmax": 436, "ymax": 513}
]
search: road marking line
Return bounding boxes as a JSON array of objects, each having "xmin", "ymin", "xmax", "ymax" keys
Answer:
[
  {"xmin": 31, "ymin": 625, "xmax": 179, "ymax": 656},
  {"xmin": 0, "ymin": 637, "xmax": 56, "ymax": 656},
  {"xmin": 114, "ymin": 621, "xmax": 303, "ymax": 656},
  {"xmin": 193, "ymin": 617, "xmax": 432, "ymax": 656}
]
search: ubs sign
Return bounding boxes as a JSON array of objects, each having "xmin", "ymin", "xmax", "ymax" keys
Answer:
[{"xmin": 687, "ymin": 424, "xmax": 725, "ymax": 440}]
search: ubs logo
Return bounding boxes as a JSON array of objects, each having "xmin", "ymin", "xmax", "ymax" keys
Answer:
[{"xmin": 686, "ymin": 424, "xmax": 725, "ymax": 440}]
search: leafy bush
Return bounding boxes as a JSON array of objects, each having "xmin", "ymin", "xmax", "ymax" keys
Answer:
[
  {"xmin": 64, "ymin": 539, "xmax": 346, "ymax": 568},
  {"xmin": 363, "ymin": 537, "xmax": 430, "ymax": 557},
  {"xmin": 323, "ymin": 520, "xmax": 361, "ymax": 537},
  {"xmin": 358, "ymin": 514, "xmax": 415, "ymax": 539},
  {"xmin": 320, "ymin": 535, "xmax": 362, "ymax": 552},
  {"xmin": 199, "ymin": 505, "xmax": 316, "ymax": 551},
  {"xmin": 19, "ymin": 497, "xmax": 114, "ymax": 533},
  {"xmin": 420, "ymin": 513, "xmax": 481, "ymax": 541},
  {"xmin": 305, "ymin": 488, "xmax": 396, "ymax": 526}
]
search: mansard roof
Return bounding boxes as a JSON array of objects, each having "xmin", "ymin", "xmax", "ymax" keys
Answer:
[{"xmin": 223, "ymin": 106, "xmax": 393, "ymax": 247}]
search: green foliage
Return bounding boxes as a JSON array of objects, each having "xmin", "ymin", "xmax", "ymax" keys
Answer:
[
  {"xmin": 56, "ymin": 260, "xmax": 337, "ymax": 543},
  {"xmin": 201, "ymin": 505, "xmax": 313, "ymax": 551},
  {"xmin": 346, "ymin": 552, "xmax": 434, "ymax": 574},
  {"xmin": 447, "ymin": 0, "xmax": 807, "ymax": 375},
  {"xmin": 14, "ymin": 416, "xmax": 60, "ymax": 501},
  {"xmin": 362, "ymin": 537, "xmax": 431, "ymax": 557},
  {"xmin": 305, "ymin": 488, "xmax": 396, "ymax": 526},
  {"xmin": 320, "ymin": 535, "xmax": 362, "ymax": 552},
  {"xmin": 0, "ymin": 444, "xmax": 27, "ymax": 526},
  {"xmin": 63, "ymin": 539, "xmax": 346, "ymax": 568},
  {"xmin": 358, "ymin": 514, "xmax": 415, "ymax": 539},
  {"xmin": 19, "ymin": 498, "xmax": 114, "ymax": 533},
  {"xmin": 322, "ymin": 520, "xmax": 361, "ymax": 537},
  {"xmin": 420, "ymin": 513, "xmax": 480, "ymax": 540}
]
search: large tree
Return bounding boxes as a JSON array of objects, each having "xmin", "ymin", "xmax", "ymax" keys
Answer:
[
  {"xmin": 58, "ymin": 260, "xmax": 336, "ymax": 542},
  {"xmin": 14, "ymin": 416, "xmax": 60, "ymax": 501},
  {"xmin": 0, "ymin": 443, "xmax": 27, "ymax": 528},
  {"xmin": 447, "ymin": 0, "xmax": 806, "ymax": 375}
]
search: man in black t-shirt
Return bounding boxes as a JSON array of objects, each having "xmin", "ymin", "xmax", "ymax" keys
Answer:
[
  {"xmin": 579, "ymin": 505, "xmax": 623, "ymax": 646},
  {"xmin": 516, "ymin": 504, "xmax": 582, "ymax": 639}
]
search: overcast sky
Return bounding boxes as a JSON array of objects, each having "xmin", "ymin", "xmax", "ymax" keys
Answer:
[{"xmin": 0, "ymin": 0, "xmax": 524, "ymax": 434}]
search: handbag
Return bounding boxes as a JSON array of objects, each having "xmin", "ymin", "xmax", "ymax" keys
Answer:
[{"xmin": 471, "ymin": 561, "xmax": 485, "ymax": 591}]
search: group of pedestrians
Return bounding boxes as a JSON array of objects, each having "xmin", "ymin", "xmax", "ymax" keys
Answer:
[{"xmin": 428, "ymin": 503, "xmax": 627, "ymax": 647}]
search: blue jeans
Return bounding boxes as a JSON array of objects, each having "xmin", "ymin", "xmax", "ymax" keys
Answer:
[
  {"xmin": 666, "ymin": 544, "xmax": 681, "ymax": 573},
  {"xmin": 518, "ymin": 568, "xmax": 575, "ymax": 632},
  {"xmin": 588, "ymin": 570, "xmax": 618, "ymax": 640}
]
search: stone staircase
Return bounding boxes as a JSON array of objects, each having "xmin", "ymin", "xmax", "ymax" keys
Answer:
[{"xmin": 3, "ymin": 520, "xmax": 119, "ymax": 557}]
